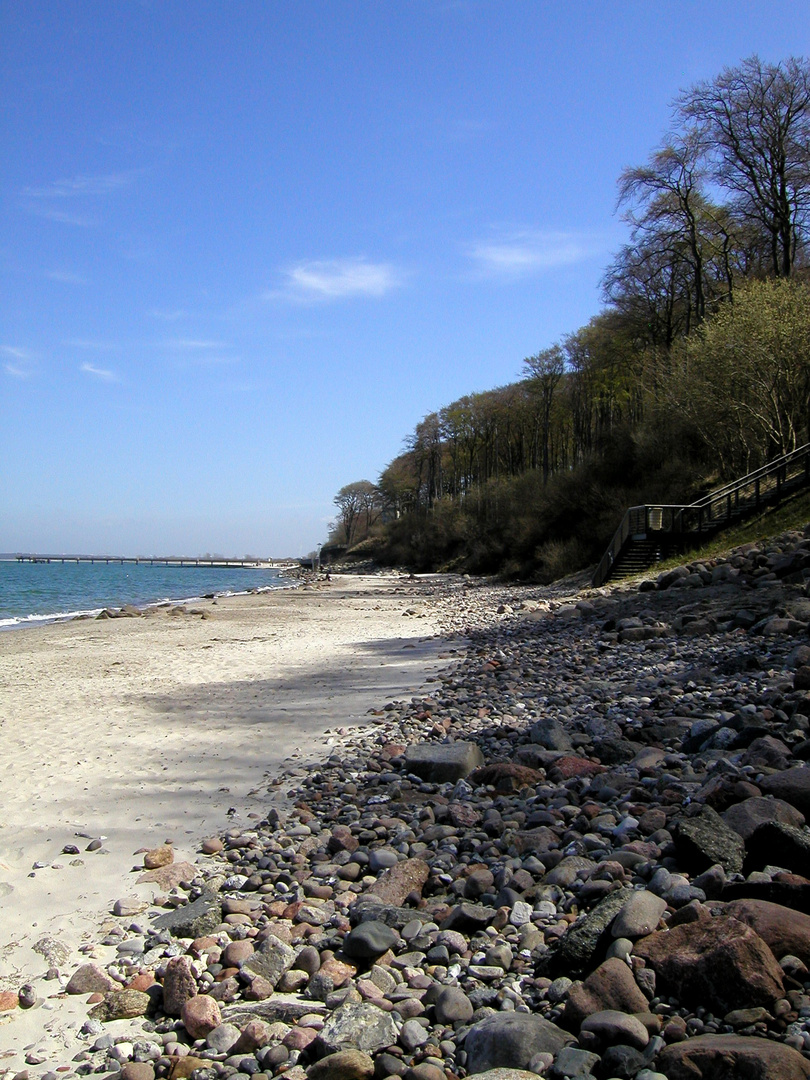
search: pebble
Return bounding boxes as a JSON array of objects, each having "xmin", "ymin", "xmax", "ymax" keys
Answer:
[{"xmin": 11, "ymin": 530, "xmax": 810, "ymax": 1078}]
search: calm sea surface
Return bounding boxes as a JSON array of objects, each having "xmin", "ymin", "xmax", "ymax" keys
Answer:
[{"xmin": 0, "ymin": 559, "xmax": 291, "ymax": 630}]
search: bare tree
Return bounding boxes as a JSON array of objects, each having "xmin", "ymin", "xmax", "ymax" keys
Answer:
[
  {"xmin": 524, "ymin": 346, "xmax": 564, "ymax": 483},
  {"xmin": 332, "ymin": 481, "xmax": 383, "ymax": 545},
  {"xmin": 618, "ymin": 130, "xmax": 737, "ymax": 324},
  {"xmin": 679, "ymin": 56, "xmax": 810, "ymax": 278}
]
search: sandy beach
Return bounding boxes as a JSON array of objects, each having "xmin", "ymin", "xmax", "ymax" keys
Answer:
[{"xmin": 0, "ymin": 573, "xmax": 460, "ymax": 1069}]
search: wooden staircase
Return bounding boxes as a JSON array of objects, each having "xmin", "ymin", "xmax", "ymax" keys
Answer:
[{"xmin": 592, "ymin": 443, "xmax": 810, "ymax": 587}]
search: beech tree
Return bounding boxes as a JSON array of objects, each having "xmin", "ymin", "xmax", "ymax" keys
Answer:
[{"xmin": 670, "ymin": 278, "xmax": 810, "ymax": 471}]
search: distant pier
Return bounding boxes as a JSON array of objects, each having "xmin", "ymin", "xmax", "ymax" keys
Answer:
[{"xmin": 14, "ymin": 554, "xmax": 266, "ymax": 567}]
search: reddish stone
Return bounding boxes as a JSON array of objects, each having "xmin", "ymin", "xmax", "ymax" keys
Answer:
[
  {"xmin": 180, "ymin": 993, "xmax": 221, "ymax": 1040},
  {"xmin": 327, "ymin": 825, "xmax": 359, "ymax": 854},
  {"xmin": 283, "ymin": 1025, "xmax": 319, "ymax": 1049},
  {"xmin": 563, "ymin": 957, "xmax": 649, "ymax": 1029},
  {"xmin": 243, "ymin": 975, "xmax": 274, "ymax": 1000},
  {"xmin": 232, "ymin": 1018, "xmax": 272, "ymax": 1053},
  {"xmin": 380, "ymin": 743, "xmax": 406, "ymax": 760},
  {"xmin": 143, "ymin": 845, "xmax": 174, "ymax": 869},
  {"xmin": 221, "ymin": 939, "xmax": 255, "ymax": 967},
  {"xmin": 448, "ymin": 802, "xmax": 482, "ymax": 828},
  {"xmin": 319, "ymin": 957, "xmax": 356, "ymax": 987},
  {"xmin": 548, "ymin": 757, "xmax": 605, "ymax": 782},
  {"xmin": 168, "ymin": 1059, "xmax": 209, "ymax": 1080},
  {"xmin": 470, "ymin": 763, "xmax": 544, "ymax": 792},
  {"xmin": 189, "ymin": 935, "xmax": 220, "ymax": 956},
  {"xmin": 363, "ymin": 857, "xmax": 430, "ymax": 906},
  {"xmin": 723, "ymin": 899, "xmax": 810, "ymax": 966},
  {"xmin": 65, "ymin": 962, "xmax": 116, "ymax": 996},
  {"xmin": 634, "ymin": 915, "xmax": 784, "ymax": 1013},
  {"xmin": 658, "ymin": 1034, "xmax": 810, "ymax": 1079},
  {"xmin": 138, "ymin": 861, "xmax": 197, "ymax": 888}
]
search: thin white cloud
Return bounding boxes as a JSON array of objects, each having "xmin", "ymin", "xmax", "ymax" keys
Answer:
[
  {"xmin": 80, "ymin": 362, "xmax": 117, "ymax": 382},
  {"xmin": 65, "ymin": 338, "xmax": 118, "ymax": 350},
  {"xmin": 468, "ymin": 230, "xmax": 604, "ymax": 279},
  {"xmin": 162, "ymin": 337, "xmax": 239, "ymax": 368},
  {"xmin": 22, "ymin": 170, "xmax": 141, "ymax": 227},
  {"xmin": 23, "ymin": 170, "xmax": 139, "ymax": 199},
  {"xmin": 166, "ymin": 338, "xmax": 229, "ymax": 350},
  {"xmin": 47, "ymin": 269, "xmax": 87, "ymax": 285},
  {"xmin": 441, "ymin": 117, "xmax": 493, "ymax": 142},
  {"xmin": 273, "ymin": 257, "xmax": 403, "ymax": 302},
  {"xmin": 4, "ymin": 363, "xmax": 31, "ymax": 378},
  {"xmin": 28, "ymin": 206, "xmax": 96, "ymax": 228},
  {"xmin": 2, "ymin": 345, "xmax": 35, "ymax": 378}
]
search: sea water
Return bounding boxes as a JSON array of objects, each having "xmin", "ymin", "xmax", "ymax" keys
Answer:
[{"xmin": 0, "ymin": 558, "xmax": 292, "ymax": 629}]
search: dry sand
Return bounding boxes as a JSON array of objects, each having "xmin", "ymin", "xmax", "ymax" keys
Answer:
[{"xmin": 0, "ymin": 572, "xmax": 460, "ymax": 1070}]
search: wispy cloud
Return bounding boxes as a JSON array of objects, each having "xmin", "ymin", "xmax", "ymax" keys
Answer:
[
  {"xmin": 4, "ymin": 364, "xmax": 30, "ymax": 378},
  {"xmin": 65, "ymin": 338, "xmax": 118, "ymax": 350},
  {"xmin": 271, "ymin": 257, "xmax": 403, "ymax": 302},
  {"xmin": 28, "ymin": 206, "xmax": 96, "ymax": 228},
  {"xmin": 467, "ymin": 230, "xmax": 604, "ymax": 279},
  {"xmin": 47, "ymin": 269, "xmax": 87, "ymax": 285},
  {"xmin": 162, "ymin": 337, "xmax": 238, "ymax": 367},
  {"xmin": 21, "ymin": 169, "xmax": 141, "ymax": 228},
  {"xmin": 2, "ymin": 345, "xmax": 35, "ymax": 378},
  {"xmin": 23, "ymin": 170, "xmax": 140, "ymax": 199},
  {"xmin": 80, "ymin": 362, "xmax": 118, "ymax": 382},
  {"xmin": 166, "ymin": 338, "xmax": 229, "ymax": 351},
  {"xmin": 440, "ymin": 117, "xmax": 493, "ymax": 143}
]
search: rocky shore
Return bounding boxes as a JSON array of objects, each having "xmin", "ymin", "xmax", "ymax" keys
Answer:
[{"xmin": 5, "ymin": 524, "xmax": 810, "ymax": 1080}]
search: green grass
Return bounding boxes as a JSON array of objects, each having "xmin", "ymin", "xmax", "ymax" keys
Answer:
[{"xmin": 629, "ymin": 489, "xmax": 810, "ymax": 580}]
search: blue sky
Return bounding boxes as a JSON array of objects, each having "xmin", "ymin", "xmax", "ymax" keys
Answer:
[{"xmin": 2, "ymin": 1, "xmax": 807, "ymax": 557}]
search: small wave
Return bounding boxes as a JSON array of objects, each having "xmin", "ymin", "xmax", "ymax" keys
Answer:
[{"xmin": 0, "ymin": 607, "xmax": 104, "ymax": 631}]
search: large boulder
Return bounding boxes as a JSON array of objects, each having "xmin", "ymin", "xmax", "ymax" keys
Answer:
[
  {"xmin": 634, "ymin": 913, "xmax": 784, "ymax": 1013},
  {"xmin": 549, "ymin": 887, "xmax": 632, "ymax": 978},
  {"xmin": 241, "ymin": 933, "xmax": 296, "ymax": 989},
  {"xmin": 563, "ymin": 957, "xmax": 649, "ymax": 1029},
  {"xmin": 722, "ymin": 796, "xmax": 804, "ymax": 841},
  {"xmin": 464, "ymin": 1013, "xmax": 574, "ymax": 1074},
  {"xmin": 404, "ymin": 742, "xmax": 484, "ymax": 783},
  {"xmin": 674, "ymin": 805, "xmax": 745, "ymax": 875},
  {"xmin": 744, "ymin": 821, "xmax": 810, "ymax": 876},
  {"xmin": 152, "ymin": 891, "xmax": 222, "ymax": 938},
  {"xmin": 723, "ymin": 899, "xmax": 810, "ymax": 966},
  {"xmin": 759, "ymin": 767, "xmax": 810, "ymax": 816},
  {"xmin": 657, "ymin": 1034, "xmax": 810, "ymax": 1079},
  {"xmin": 314, "ymin": 1002, "xmax": 399, "ymax": 1057},
  {"xmin": 363, "ymin": 857, "xmax": 429, "ymax": 907}
]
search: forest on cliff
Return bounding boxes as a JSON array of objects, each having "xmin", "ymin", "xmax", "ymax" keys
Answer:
[{"xmin": 327, "ymin": 57, "xmax": 810, "ymax": 580}]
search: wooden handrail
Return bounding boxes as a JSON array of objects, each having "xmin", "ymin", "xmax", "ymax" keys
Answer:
[{"xmin": 592, "ymin": 442, "xmax": 810, "ymax": 586}]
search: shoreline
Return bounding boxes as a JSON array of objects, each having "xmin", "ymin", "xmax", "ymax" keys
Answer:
[
  {"xmin": 0, "ymin": 572, "xmax": 465, "ymax": 1070},
  {"xmin": 0, "ymin": 563, "xmax": 302, "ymax": 632}
]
